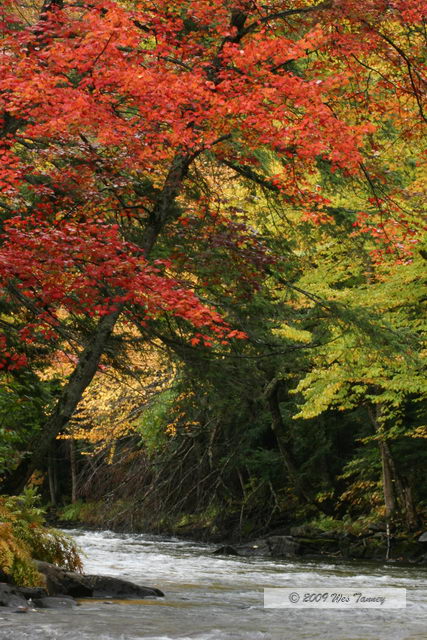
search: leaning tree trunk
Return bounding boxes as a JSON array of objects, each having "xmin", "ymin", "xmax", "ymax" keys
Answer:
[
  {"xmin": 264, "ymin": 378, "xmax": 315, "ymax": 506},
  {"xmin": 2, "ymin": 307, "xmax": 122, "ymax": 494},
  {"xmin": 1, "ymin": 154, "xmax": 193, "ymax": 495}
]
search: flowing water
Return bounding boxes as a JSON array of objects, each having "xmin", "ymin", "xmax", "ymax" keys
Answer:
[{"xmin": 1, "ymin": 528, "xmax": 426, "ymax": 640}]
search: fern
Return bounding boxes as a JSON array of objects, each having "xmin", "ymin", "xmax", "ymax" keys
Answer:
[{"xmin": 0, "ymin": 489, "xmax": 82, "ymax": 586}]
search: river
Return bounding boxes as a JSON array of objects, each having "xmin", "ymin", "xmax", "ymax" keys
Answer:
[{"xmin": 1, "ymin": 529, "xmax": 426, "ymax": 640}]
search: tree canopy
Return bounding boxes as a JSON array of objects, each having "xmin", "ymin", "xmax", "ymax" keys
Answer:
[{"xmin": 0, "ymin": 0, "xmax": 426, "ymax": 530}]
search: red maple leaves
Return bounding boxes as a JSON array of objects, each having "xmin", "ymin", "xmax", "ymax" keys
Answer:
[
  {"xmin": 0, "ymin": 216, "xmax": 238, "ymax": 357},
  {"xmin": 0, "ymin": 0, "xmax": 425, "ymax": 370}
]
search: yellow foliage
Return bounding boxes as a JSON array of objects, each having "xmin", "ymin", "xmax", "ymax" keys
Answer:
[
  {"xmin": 408, "ymin": 426, "xmax": 427, "ymax": 439},
  {"xmin": 60, "ymin": 340, "xmax": 175, "ymax": 456},
  {"xmin": 0, "ymin": 522, "xmax": 41, "ymax": 587},
  {"xmin": 0, "ymin": 493, "xmax": 82, "ymax": 586},
  {"xmin": 272, "ymin": 324, "xmax": 312, "ymax": 344}
]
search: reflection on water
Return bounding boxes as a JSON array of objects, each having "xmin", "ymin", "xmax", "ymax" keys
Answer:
[{"xmin": 1, "ymin": 528, "xmax": 426, "ymax": 640}]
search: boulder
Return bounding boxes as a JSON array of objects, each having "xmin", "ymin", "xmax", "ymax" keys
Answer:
[
  {"xmin": 213, "ymin": 536, "xmax": 301, "ymax": 559},
  {"xmin": 0, "ymin": 583, "xmax": 27, "ymax": 609},
  {"xmin": 16, "ymin": 586, "xmax": 48, "ymax": 600},
  {"xmin": 212, "ymin": 545, "xmax": 240, "ymax": 556},
  {"xmin": 237, "ymin": 536, "xmax": 300, "ymax": 558},
  {"xmin": 34, "ymin": 561, "xmax": 164, "ymax": 599},
  {"xmin": 35, "ymin": 561, "xmax": 92, "ymax": 597},
  {"xmin": 234, "ymin": 539, "xmax": 272, "ymax": 557},
  {"xmin": 83, "ymin": 575, "xmax": 164, "ymax": 598},
  {"xmin": 267, "ymin": 535, "xmax": 300, "ymax": 557},
  {"xmin": 418, "ymin": 532, "xmax": 427, "ymax": 543}
]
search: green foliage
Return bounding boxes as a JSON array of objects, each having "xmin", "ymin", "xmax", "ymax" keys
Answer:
[
  {"xmin": 136, "ymin": 388, "xmax": 176, "ymax": 453},
  {"xmin": 0, "ymin": 488, "xmax": 82, "ymax": 586},
  {"xmin": 59, "ymin": 500, "xmax": 88, "ymax": 522},
  {"xmin": 307, "ymin": 513, "xmax": 386, "ymax": 537},
  {"xmin": 0, "ymin": 371, "xmax": 60, "ymax": 474}
]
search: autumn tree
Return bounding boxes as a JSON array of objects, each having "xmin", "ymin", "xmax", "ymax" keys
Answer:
[{"xmin": 0, "ymin": 0, "xmax": 426, "ymax": 493}]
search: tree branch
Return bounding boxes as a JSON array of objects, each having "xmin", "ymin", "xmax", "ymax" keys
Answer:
[{"xmin": 241, "ymin": 2, "xmax": 332, "ymax": 39}]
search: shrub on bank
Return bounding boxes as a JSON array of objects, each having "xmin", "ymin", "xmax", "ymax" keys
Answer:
[{"xmin": 0, "ymin": 488, "xmax": 82, "ymax": 586}]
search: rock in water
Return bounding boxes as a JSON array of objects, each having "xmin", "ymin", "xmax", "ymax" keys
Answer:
[
  {"xmin": 213, "ymin": 535, "xmax": 301, "ymax": 559},
  {"xmin": 0, "ymin": 583, "xmax": 27, "ymax": 609},
  {"xmin": 35, "ymin": 561, "xmax": 92, "ymax": 597},
  {"xmin": 83, "ymin": 575, "xmax": 164, "ymax": 598},
  {"xmin": 267, "ymin": 535, "xmax": 300, "ymax": 557},
  {"xmin": 34, "ymin": 561, "xmax": 164, "ymax": 598},
  {"xmin": 234, "ymin": 539, "xmax": 272, "ymax": 557},
  {"xmin": 212, "ymin": 545, "xmax": 240, "ymax": 556},
  {"xmin": 17, "ymin": 586, "xmax": 48, "ymax": 600}
]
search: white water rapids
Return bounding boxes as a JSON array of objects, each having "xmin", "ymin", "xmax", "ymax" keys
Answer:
[{"xmin": 1, "ymin": 528, "xmax": 426, "ymax": 640}]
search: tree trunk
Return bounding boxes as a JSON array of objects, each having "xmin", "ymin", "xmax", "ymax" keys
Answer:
[
  {"xmin": 265, "ymin": 378, "xmax": 313, "ymax": 504},
  {"xmin": 48, "ymin": 448, "xmax": 58, "ymax": 506},
  {"xmin": 368, "ymin": 404, "xmax": 398, "ymax": 520},
  {"xmin": 2, "ymin": 152, "xmax": 193, "ymax": 495},
  {"xmin": 383, "ymin": 440, "xmax": 418, "ymax": 529},
  {"xmin": 69, "ymin": 440, "xmax": 77, "ymax": 505},
  {"xmin": 368, "ymin": 403, "xmax": 416, "ymax": 527},
  {"xmin": 2, "ymin": 306, "xmax": 122, "ymax": 494},
  {"xmin": 378, "ymin": 439, "xmax": 396, "ymax": 520},
  {"xmin": 402, "ymin": 484, "xmax": 417, "ymax": 529}
]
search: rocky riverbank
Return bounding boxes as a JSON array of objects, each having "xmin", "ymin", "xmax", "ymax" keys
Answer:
[
  {"xmin": 51, "ymin": 504, "xmax": 427, "ymax": 566},
  {"xmin": 0, "ymin": 562, "xmax": 164, "ymax": 613},
  {"xmin": 212, "ymin": 527, "xmax": 427, "ymax": 564}
]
